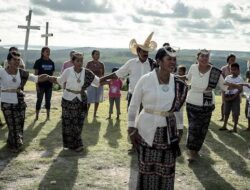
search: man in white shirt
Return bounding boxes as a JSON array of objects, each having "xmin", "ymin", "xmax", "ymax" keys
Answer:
[
  {"xmin": 101, "ymin": 32, "xmax": 157, "ymax": 153},
  {"xmin": 101, "ymin": 32, "xmax": 157, "ymax": 108}
]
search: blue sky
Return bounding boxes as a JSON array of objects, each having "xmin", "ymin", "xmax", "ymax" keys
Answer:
[{"xmin": 1, "ymin": 0, "xmax": 250, "ymax": 51}]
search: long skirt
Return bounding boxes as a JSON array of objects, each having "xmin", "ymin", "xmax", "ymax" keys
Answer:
[
  {"xmin": 137, "ymin": 127, "xmax": 176, "ymax": 190},
  {"xmin": 1, "ymin": 102, "xmax": 26, "ymax": 149},
  {"xmin": 186, "ymin": 103, "xmax": 215, "ymax": 151},
  {"xmin": 61, "ymin": 98, "xmax": 85, "ymax": 149}
]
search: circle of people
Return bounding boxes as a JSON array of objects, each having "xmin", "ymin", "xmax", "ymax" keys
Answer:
[{"xmin": 1, "ymin": 32, "xmax": 250, "ymax": 190}]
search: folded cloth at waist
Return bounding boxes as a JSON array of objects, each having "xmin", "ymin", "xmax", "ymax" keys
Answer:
[
  {"xmin": 144, "ymin": 108, "xmax": 173, "ymax": 117},
  {"xmin": 2, "ymin": 89, "xmax": 21, "ymax": 93},
  {"xmin": 65, "ymin": 88, "xmax": 81, "ymax": 94}
]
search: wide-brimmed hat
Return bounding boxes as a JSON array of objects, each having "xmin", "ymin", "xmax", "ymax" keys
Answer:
[{"xmin": 129, "ymin": 32, "xmax": 157, "ymax": 55}]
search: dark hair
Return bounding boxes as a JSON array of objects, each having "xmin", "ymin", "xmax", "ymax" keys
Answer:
[
  {"xmin": 41, "ymin": 46, "xmax": 50, "ymax": 59},
  {"xmin": 163, "ymin": 42, "xmax": 170, "ymax": 47},
  {"xmin": 7, "ymin": 51, "xmax": 21, "ymax": 61},
  {"xmin": 92, "ymin": 50, "xmax": 99, "ymax": 56},
  {"xmin": 112, "ymin": 67, "xmax": 119, "ymax": 73},
  {"xmin": 246, "ymin": 70, "xmax": 250, "ymax": 78},
  {"xmin": 9, "ymin": 46, "xmax": 18, "ymax": 52},
  {"xmin": 227, "ymin": 54, "xmax": 236, "ymax": 63},
  {"xmin": 178, "ymin": 65, "xmax": 186, "ymax": 73},
  {"xmin": 155, "ymin": 47, "xmax": 176, "ymax": 61},
  {"xmin": 230, "ymin": 62, "xmax": 240, "ymax": 70}
]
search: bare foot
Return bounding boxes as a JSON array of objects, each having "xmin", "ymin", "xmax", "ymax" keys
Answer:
[{"xmin": 219, "ymin": 127, "xmax": 228, "ymax": 131}]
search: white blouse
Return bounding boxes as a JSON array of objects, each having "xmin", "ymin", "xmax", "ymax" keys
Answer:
[
  {"xmin": 0, "ymin": 68, "xmax": 38, "ymax": 104},
  {"xmin": 115, "ymin": 58, "xmax": 152, "ymax": 94},
  {"xmin": 128, "ymin": 70, "xmax": 175, "ymax": 146},
  {"xmin": 57, "ymin": 67, "xmax": 100, "ymax": 101},
  {"xmin": 186, "ymin": 64, "xmax": 228, "ymax": 106}
]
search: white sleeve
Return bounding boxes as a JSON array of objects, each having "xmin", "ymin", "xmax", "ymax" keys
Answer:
[
  {"xmin": 91, "ymin": 76, "xmax": 100, "ymax": 87},
  {"xmin": 115, "ymin": 60, "xmax": 130, "ymax": 78},
  {"xmin": 128, "ymin": 76, "xmax": 144, "ymax": 128},
  {"xmin": 28, "ymin": 73, "xmax": 38, "ymax": 83},
  {"xmin": 186, "ymin": 64, "xmax": 194, "ymax": 81},
  {"xmin": 217, "ymin": 74, "xmax": 228, "ymax": 92},
  {"xmin": 56, "ymin": 69, "xmax": 68, "ymax": 86}
]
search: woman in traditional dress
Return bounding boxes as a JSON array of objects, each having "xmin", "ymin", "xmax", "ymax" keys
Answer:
[
  {"xmin": 128, "ymin": 46, "xmax": 188, "ymax": 190},
  {"xmin": 49, "ymin": 53, "xmax": 100, "ymax": 152},
  {"xmin": 186, "ymin": 49, "xmax": 243, "ymax": 161},
  {"xmin": 0, "ymin": 52, "xmax": 49, "ymax": 152}
]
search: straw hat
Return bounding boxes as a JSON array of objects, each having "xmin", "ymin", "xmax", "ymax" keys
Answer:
[{"xmin": 129, "ymin": 32, "xmax": 157, "ymax": 55}]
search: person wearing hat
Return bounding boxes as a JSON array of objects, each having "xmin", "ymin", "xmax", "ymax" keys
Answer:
[
  {"xmin": 0, "ymin": 52, "xmax": 49, "ymax": 152},
  {"xmin": 185, "ymin": 49, "xmax": 243, "ymax": 162},
  {"xmin": 128, "ymin": 46, "xmax": 187, "ymax": 189},
  {"xmin": 101, "ymin": 32, "xmax": 157, "ymax": 153},
  {"xmin": 101, "ymin": 32, "xmax": 157, "ymax": 108}
]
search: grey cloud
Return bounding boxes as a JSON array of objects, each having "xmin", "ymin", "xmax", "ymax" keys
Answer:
[
  {"xmin": 136, "ymin": 2, "xmax": 211, "ymax": 19},
  {"xmin": 131, "ymin": 15, "xmax": 143, "ymax": 23},
  {"xmin": 190, "ymin": 8, "xmax": 211, "ymax": 19},
  {"xmin": 177, "ymin": 19, "xmax": 234, "ymax": 34},
  {"xmin": 222, "ymin": 3, "xmax": 250, "ymax": 24},
  {"xmin": 33, "ymin": 7, "xmax": 46, "ymax": 16},
  {"xmin": 31, "ymin": 0, "xmax": 113, "ymax": 13},
  {"xmin": 63, "ymin": 16, "xmax": 91, "ymax": 23}
]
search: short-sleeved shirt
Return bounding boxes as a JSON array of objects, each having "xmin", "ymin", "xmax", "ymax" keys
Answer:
[
  {"xmin": 33, "ymin": 58, "xmax": 55, "ymax": 88},
  {"xmin": 115, "ymin": 58, "xmax": 152, "ymax": 94},
  {"xmin": 86, "ymin": 61, "xmax": 105, "ymax": 78},
  {"xmin": 224, "ymin": 75, "xmax": 243, "ymax": 95},
  {"xmin": 109, "ymin": 79, "xmax": 123, "ymax": 98}
]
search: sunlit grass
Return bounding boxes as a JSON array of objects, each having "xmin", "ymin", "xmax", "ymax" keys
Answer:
[{"xmin": 0, "ymin": 93, "xmax": 249, "ymax": 189}]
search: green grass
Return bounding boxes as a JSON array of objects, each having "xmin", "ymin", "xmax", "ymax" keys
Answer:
[{"xmin": 0, "ymin": 92, "xmax": 249, "ymax": 190}]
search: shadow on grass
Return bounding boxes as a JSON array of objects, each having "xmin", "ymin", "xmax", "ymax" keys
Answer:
[
  {"xmin": 83, "ymin": 117, "xmax": 101, "ymax": 147},
  {"xmin": 39, "ymin": 120, "xmax": 62, "ymax": 157},
  {"xmin": 103, "ymin": 119, "xmax": 122, "ymax": 148},
  {"xmin": 0, "ymin": 120, "xmax": 46, "ymax": 173},
  {"xmin": 208, "ymin": 121, "xmax": 250, "ymax": 177},
  {"xmin": 38, "ymin": 149, "xmax": 86, "ymax": 190},
  {"xmin": 189, "ymin": 145, "xmax": 236, "ymax": 190},
  {"xmin": 128, "ymin": 153, "xmax": 138, "ymax": 190}
]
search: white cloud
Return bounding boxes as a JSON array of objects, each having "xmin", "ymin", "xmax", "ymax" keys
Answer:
[{"xmin": 0, "ymin": 0, "xmax": 250, "ymax": 51}]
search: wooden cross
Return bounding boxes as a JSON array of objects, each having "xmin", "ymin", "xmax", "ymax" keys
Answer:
[
  {"xmin": 18, "ymin": 10, "xmax": 40, "ymax": 63},
  {"xmin": 41, "ymin": 22, "xmax": 53, "ymax": 46}
]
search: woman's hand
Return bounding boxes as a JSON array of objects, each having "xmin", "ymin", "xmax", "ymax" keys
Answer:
[{"xmin": 128, "ymin": 127, "xmax": 140, "ymax": 149}]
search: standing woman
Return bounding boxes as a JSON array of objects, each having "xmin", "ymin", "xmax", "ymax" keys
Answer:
[
  {"xmin": 128, "ymin": 46, "xmax": 188, "ymax": 189},
  {"xmin": 0, "ymin": 52, "xmax": 49, "ymax": 152},
  {"xmin": 49, "ymin": 53, "xmax": 100, "ymax": 152},
  {"xmin": 33, "ymin": 47, "xmax": 55, "ymax": 121},
  {"xmin": 186, "ymin": 50, "xmax": 241, "ymax": 161},
  {"xmin": 86, "ymin": 50, "xmax": 105, "ymax": 117}
]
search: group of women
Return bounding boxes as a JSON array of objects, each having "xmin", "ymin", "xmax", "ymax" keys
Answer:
[{"xmin": 0, "ymin": 41, "xmax": 247, "ymax": 189}]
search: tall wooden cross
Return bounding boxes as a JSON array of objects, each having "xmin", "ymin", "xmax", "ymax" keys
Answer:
[
  {"xmin": 41, "ymin": 22, "xmax": 53, "ymax": 46},
  {"xmin": 18, "ymin": 10, "xmax": 40, "ymax": 63}
]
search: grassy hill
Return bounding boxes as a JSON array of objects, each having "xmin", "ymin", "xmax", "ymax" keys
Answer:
[{"xmin": 1, "ymin": 47, "xmax": 250, "ymax": 75}]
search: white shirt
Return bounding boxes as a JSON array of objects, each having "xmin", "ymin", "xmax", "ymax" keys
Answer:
[
  {"xmin": 0, "ymin": 68, "xmax": 38, "ymax": 104},
  {"xmin": 128, "ymin": 70, "xmax": 175, "ymax": 146},
  {"xmin": 115, "ymin": 58, "xmax": 151, "ymax": 94},
  {"xmin": 186, "ymin": 64, "xmax": 228, "ymax": 106},
  {"xmin": 225, "ymin": 75, "xmax": 243, "ymax": 95},
  {"xmin": 57, "ymin": 67, "xmax": 100, "ymax": 101}
]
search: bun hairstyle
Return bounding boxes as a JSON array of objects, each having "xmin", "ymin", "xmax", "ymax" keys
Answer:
[
  {"xmin": 226, "ymin": 53, "xmax": 236, "ymax": 63},
  {"xmin": 155, "ymin": 46, "xmax": 176, "ymax": 62},
  {"xmin": 72, "ymin": 52, "xmax": 83, "ymax": 62},
  {"xmin": 7, "ymin": 51, "xmax": 21, "ymax": 61}
]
